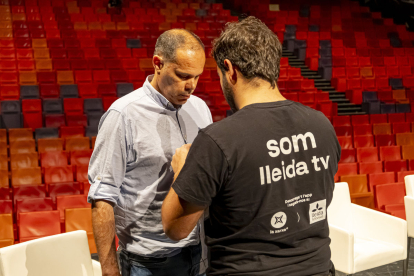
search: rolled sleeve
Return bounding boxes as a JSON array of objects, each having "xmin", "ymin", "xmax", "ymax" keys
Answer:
[{"xmin": 87, "ymin": 110, "xmax": 128, "ymax": 205}]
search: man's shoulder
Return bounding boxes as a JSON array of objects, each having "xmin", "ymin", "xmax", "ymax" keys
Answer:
[
  {"xmin": 108, "ymin": 87, "xmax": 147, "ymax": 113},
  {"xmin": 201, "ymin": 114, "xmax": 234, "ymax": 138},
  {"xmin": 186, "ymin": 94, "xmax": 209, "ymax": 110}
]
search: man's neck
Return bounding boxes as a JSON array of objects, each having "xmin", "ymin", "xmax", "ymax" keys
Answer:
[
  {"xmin": 235, "ymin": 83, "xmax": 286, "ymax": 110},
  {"xmin": 149, "ymin": 74, "xmax": 181, "ymax": 109},
  {"xmin": 149, "ymin": 74, "xmax": 161, "ymax": 93}
]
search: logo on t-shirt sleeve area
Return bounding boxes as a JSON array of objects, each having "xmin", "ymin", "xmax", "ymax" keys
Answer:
[{"xmin": 309, "ymin": 199, "xmax": 326, "ymax": 224}]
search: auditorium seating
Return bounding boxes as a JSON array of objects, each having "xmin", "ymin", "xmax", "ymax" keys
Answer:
[{"xmin": 0, "ymin": 0, "xmax": 413, "ymax": 249}]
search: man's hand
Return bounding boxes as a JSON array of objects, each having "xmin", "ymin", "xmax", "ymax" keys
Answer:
[{"xmin": 171, "ymin": 144, "xmax": 191, "ymax": 178}]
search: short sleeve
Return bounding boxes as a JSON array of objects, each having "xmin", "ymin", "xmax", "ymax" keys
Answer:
[
  {"xmin": 87, "ymin": 110, "xmax": 128, "ymax": 205},
  {"xmin": 173, "ymin": 131, "xmax": 228, "ymax": 206}
]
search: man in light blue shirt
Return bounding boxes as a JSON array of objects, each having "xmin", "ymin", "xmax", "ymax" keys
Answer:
[{"xmin": 88, "ymin": 29, "xmax": 212, "ymax": 276}]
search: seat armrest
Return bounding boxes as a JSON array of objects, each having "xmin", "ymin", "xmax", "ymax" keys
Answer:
[
  {"xmin": 351, "ymin": 204, "xmax": 407, "ymax": 254},
  {"xmin": 92, "ymin": 259, "xmax": 102, "ymax": 276},
  {"xmin": 405, "ymin": 196, "xmax": 414, "ymax": 238},
  {"xmin": 329, "ymin": 224, "xmax": 354, "ymax": 274}
]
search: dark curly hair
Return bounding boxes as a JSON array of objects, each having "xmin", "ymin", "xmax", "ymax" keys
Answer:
[{"xmin": 212, "ymin": 16, "xmax": 282, "ymax": 89}]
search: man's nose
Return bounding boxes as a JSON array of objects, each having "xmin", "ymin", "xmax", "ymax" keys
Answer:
[{"xmin": 185, "ymin": 79, "xmax": 196, "ymax": 92}]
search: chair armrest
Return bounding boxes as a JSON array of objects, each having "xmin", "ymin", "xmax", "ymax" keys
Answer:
[
  {"xmin": 351, "ymin": 204, "xmax": 407, "ymax": 252},
  {"xmin": 329, "ymin": 224, "xmax": 354, "ymax": 274},
  {"xmin": 405, "ymin": 196, "xmax": 414, "ymax": 238},
  {"xmin": 92, "ymin": 260, "xmax": 102, "ymax": 276}
]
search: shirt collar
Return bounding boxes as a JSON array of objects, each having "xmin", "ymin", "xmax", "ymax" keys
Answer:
[{"xmin": 144, "ymin": 75, "xmax": 181, "ymax": 112}]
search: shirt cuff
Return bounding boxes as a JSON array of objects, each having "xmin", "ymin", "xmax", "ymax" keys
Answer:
[{"xmin": 87, "ymin": 180, "xmax": 119, "ymax": 205}]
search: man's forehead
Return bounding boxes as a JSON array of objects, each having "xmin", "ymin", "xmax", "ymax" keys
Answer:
[{"xmin": 173, "ymin": 48, "xmax": 205, "ymax": 71}]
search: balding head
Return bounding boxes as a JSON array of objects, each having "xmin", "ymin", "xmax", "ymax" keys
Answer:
[{"xmin": 154, "ymin": 29, "xmax": 205, "ymax": 63}]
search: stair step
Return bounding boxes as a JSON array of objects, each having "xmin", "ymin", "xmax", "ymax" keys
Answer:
[
  {"xmin": 338, "ymin": 111, "xmax": 367, "ymax": 116},
  {"xmin": 331, "ymin": 98, "xmax": 350, "ymax": 103},
  {"xmin": 282, "ymin": 48, "xmax": 364, "ymax": 114},
  {"xmin": 318, "ymin": 87, "xmax": 336, "ymax": 92},
  {"xmin": 337, "ymin": 103, "xmax": 361, "ymax": 108},
  {"xmin": 301, "ymin": 72, "xmax": 318, "ymax": 77},
  {"xmin": 329, "ymin": 94, "xmax": 347, "ymax": 99}
]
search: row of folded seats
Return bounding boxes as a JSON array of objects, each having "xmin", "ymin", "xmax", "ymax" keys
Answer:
[
  {"xmin": 0, "ymin": 197, "xmax": 96, "ymax": 253},
  {"xmin": 0, "ymin": 0, "xmax": 233, "ymax": 250},
  {"xmin": 0, "ymin": 127, "xmax": 95, "ymax": 250},
  {"xmin": 250, "ymin": 2, "xmax": 414, "ymax": 115},
  {"xmin": 331, "ymin": 114, "xmax": 414, "ymax": 219}
]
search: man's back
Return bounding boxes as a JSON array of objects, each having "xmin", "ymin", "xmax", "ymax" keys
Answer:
[{"xmin": 174, "ymin": 100, "xmax": 341, "ymax": 275}]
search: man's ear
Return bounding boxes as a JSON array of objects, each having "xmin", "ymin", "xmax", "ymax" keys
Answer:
[
  {"xmin": 153, "ymin": 55, "xmax": 164, "ymax": 74},
  {"xmin": 224, "ymin": 59, "xmax": 237, "ymax": 85}
]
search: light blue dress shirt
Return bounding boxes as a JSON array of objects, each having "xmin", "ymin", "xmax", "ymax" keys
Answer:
[{"xmin": 87, "ymin": 75, "xmax": 213, "ymax": 260}]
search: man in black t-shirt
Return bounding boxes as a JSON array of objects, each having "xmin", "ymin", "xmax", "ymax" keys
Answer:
[{"xmin": 162, "ymin": 17, "xmax": 341, "ymax": 276}]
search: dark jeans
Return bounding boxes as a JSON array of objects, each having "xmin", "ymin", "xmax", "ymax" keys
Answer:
[{"xmin": 119, "ymin": 244, "xmax": 205, "ymax": 276}]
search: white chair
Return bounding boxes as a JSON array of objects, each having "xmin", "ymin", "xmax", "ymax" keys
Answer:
[
  {"xmin": 0, "ymin": 230, "xmax": 102, "ymax": 276},
  {"xmin": 328, "ymin": 182, "xmax": 407, "ymax": 275},
  {"xmin": 404, "ymin": 175, "xmax": 414, "ymax": 272}
]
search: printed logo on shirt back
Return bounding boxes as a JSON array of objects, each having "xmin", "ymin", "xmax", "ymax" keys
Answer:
[
  {"xmin": 309, "ymin": 199, "xmax": 326, "ymax": 224},
  {"xmin": 271, "ymin": 212, "xmax": 287, "ymax": 229}
]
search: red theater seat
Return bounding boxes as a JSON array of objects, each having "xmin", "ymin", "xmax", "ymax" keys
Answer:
[
  {"xmin": 12, "ymin": 185, "xmax": 46, "ymax": 205},
  {"xmin": 356, "ymin": 147, "xmax": 378, "ymax": 162},
  {"xmin": 76, "ymin": 165, "xmax": 88, "ymax": 182},
  {"xmin": 340, "ymin": 149, "xmax": 356, "ymax": 163},
  {"xmin": 334, "ymin": 126, "xmax": 352, "ymax": 136},
  {"xmin": 353, "ymin": 135, "xmax": 374, "ymax": 148},
  {"xmin": 397, "ymin": 170, "xmax": 414, "ymax": 182},
  {"xmin": 374, "ymin": 183, "xmax": 406, "ymax": 219},
  {"xmin": 11, "ymin": 167, "xmax": 42, "ymax": 187},
  {"xmin": 384, "ymin": 160, "xmax": 408, "ymax": 172},
  {"xmin": 15, "ymin": 197, "xmax": 54, "ymax": 222},
  {"xmin": 379, "ymin": 146, "xmax": 401, "ymax": 161},
  {"xmin": 0, "ymin": 200, "xmax": 12, "ymax": 214},
  {"xmin": 56, "ymin": 194, "xmax": 89, "ymax": 222},
  {"xmin": 19, "ymin": 210, "xmax": 61, "ymax": 242},
  {"xmin": 337, "ymin": 136, "xmax": 352, "ymax": 149},
  {"xmin": 370, "ymin": 114, "xmax": 388, "ymax": 124},
  {"xmin": 70, "ymin": 150, "xmax": 92, "ymax": 166},
  {"xmin": 353, "ymin": 125, "xmax": 372, "ymax": 136},
  {"xmin": 332, "ymin": 115, "xmax": 351, "ymax": 127},
  {"xmin": 44, "ymin": 165, "xmax": 74, "ymax": 184},
  {"xmin": 49, "ymin": 182, "xmax": 82, "ymax": 203},
  {"xmin": 368, "ymin": 172, "xmax": 396, "ymax": 192},
  {"xmin": 335, "ymin": 163, "xmax": 358, "ymax": 181},
  {"xmin": 10, "ymin": 152, "xmax": 39, "ymax": 170},
  {"xmin": 40, "ymin": 151, "xmax": 68, "ymax": 167},
  {"xmin": 0, "ymin": 214, "xmax": 14, "ymax": 248},
  {"xmin": 65, "ymin": 137, "xmax": 90, "ymax": 151},
  {"xmin": 359, "ymin": 161, "xmax": 383, "ymax": 175},
  {"xmin": 38, "ymin": 138, "xmax": 64, "ymax": 153},
  {"xmin": 60, "ymin": 126, "xmax": 84, "ymax": 138},
  {"xmin": 375, "ymin": 134, "xmax": 395, "ymax": 147}
]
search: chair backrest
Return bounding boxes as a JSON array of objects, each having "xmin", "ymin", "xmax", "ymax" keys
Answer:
[
  {"xmin": 57, "ymin": 195, "xmax": 89, "ymax": 222},
  {"xmin": 0, "ymin": 213, "xmax": 14, "ymax": 248},
  {"xmin": 65, "ymin": 208, "xmax": 93, "ymax": 233},
  {"xmin": 0, "ymin": 231, "xmax": 96, "ymax": 276},
  {"xmin": 18, "ymin": 210, "xmax": 61, "ymax": 243},
  {"xmin": 405, "ymin": 175, "xmax": 414, "ymax": 197},
  {"xmin": 374, "ymin": 183, "xmax": 405, "ymax": 209},
  {"xmin": 327, "ymin": 182, "xmax": 352, "ymax": 230}
]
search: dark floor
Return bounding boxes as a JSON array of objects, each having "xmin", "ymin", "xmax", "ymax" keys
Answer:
[{"xmin": 91, "ymin": 238, "xmax": 414, "ymax": 275}]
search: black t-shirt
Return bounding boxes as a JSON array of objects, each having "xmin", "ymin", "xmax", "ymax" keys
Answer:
[{"xmin": 173, "ymin": 100, "xmax": 341, "ymax": 276}]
